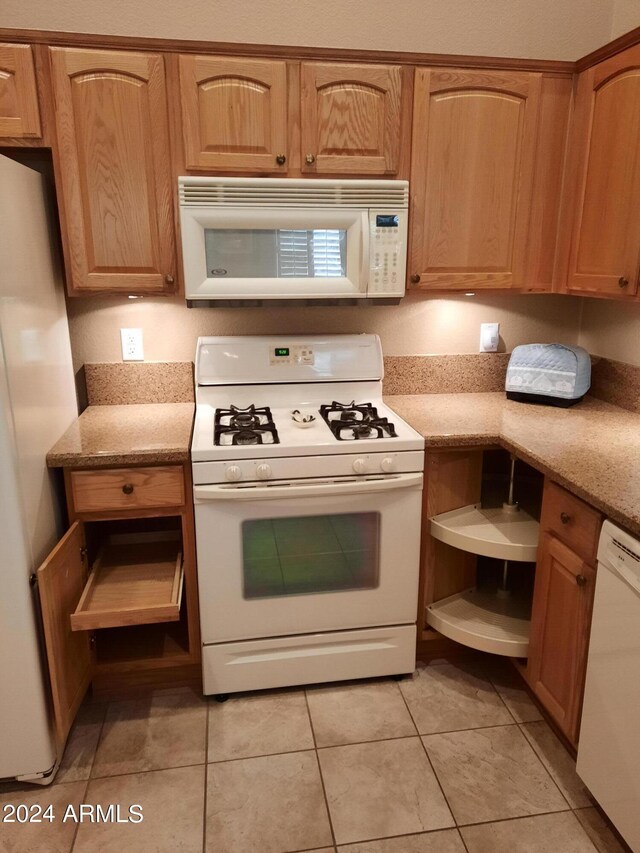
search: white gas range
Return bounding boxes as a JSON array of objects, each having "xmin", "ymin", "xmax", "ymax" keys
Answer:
[{"xmin": 191, "ymin": 334, "xmax": 425, "ymax": 698}]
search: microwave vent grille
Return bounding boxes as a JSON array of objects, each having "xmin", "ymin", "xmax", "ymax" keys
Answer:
[{"xmin": 179, "ymin": 178, "xmax": 408, "ymax": 208}]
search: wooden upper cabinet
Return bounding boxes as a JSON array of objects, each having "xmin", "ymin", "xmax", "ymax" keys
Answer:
[
  {"xmin": 566, "ymin": 45, "xmax": 640, "ymax": 296},
  {"xmin": 410, "ymin": 69, "xmax": 542, "ymax": 290},
  {"xmin": 300, "ymin": 62, "xmax": 402, "ymax": 174},
  {"xmin": 178, "ymin": 56, "xmax": 289, "ymax": 172},
  {"xmin": 0, "ymin": 43, "xmax": 41, "ymax": 138},
  {"xmin": 49, "ymin": 48, "xmax": 176, "ymax": 295}
]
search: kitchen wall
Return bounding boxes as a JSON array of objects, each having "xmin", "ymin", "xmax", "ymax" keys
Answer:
[
  {"xmin": 10, "ymin": 1, "xmax": 637, "ymax": 369},
  {"xmin": 66, "ymin": 293, "xmax": 582, "ymax": 370},
  {"xmin": 579, "ymin": 299, "xmax": 640, "ymax": 367},
  {"xmin": 1, "ymin": 0, "xmax": 628, "ymax": 61}
]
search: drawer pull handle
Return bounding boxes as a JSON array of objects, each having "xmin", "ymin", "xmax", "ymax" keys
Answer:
[
  {"xmin": 560, "ymin": 512, "xmax": 571, "ymax": 525},
  {"xmin": 410, "ymin": 273, "xmax": 421, "ymax": 284},
  {"xmin": 618, "ymin": 276, "xmax": 629, "ymax": 288},
  {"xmin": 305, "ymin": 153, "xmax": 316, "ymax": 165},
  {"xmin": 576, "ymin": 574, "xmax": 587, "ymax": 587},
  {"xmin": 275, "ymin": 153, "xmax": 286, "ymax": 165},
  {"xmin": 122, "ymin": 483, "xmax": 134, "ymax": 495}
]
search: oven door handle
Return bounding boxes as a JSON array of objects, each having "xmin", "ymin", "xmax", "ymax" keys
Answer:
[{"xmin": 194, "ymin": 472, "xmax": 423, "ymax": 502}]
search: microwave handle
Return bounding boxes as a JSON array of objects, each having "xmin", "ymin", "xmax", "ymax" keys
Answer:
[
  {"xmin": 194, "ymin": 473, "xmax": 423, "ymax": 502},
  {"xmin": 361, "ymin": 210, "xmax": 370, "ymax": 293}
]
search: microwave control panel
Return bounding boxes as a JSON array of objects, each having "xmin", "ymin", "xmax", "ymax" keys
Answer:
[
  {"xmin": 369, "ymin": 210, "xmax": 408, "ymax": 296},
  {"xmin": 269, "ymin": 345, "xmax": 315, "ymax": 366}
]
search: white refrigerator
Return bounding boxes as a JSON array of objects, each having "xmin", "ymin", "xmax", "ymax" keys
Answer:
[{"xmin": 0, "ymin": 154, "xmax": 78, "ymax": 782}]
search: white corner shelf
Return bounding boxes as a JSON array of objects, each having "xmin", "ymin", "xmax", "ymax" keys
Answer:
[
  {"xmin": 426, "ymin": 587, "xmax": 531, "ymax": 657},
  {"xmin": 429, "ymin": 503, "xmax": 539, "ymax": 562}
]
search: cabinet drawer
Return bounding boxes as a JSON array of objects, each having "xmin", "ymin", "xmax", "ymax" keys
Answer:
[
  {"xmin": 540, "ymin": 481, "xmax": 602, "ymax": 563},
  {"xmin": 70, "ymin": 467, "xmax": 185, "ymax": 513}
]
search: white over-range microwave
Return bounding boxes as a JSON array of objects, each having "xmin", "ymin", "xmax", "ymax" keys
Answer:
[{"xmin": 178, "ymin": 177, "xmax": 409, "ymax": 304}]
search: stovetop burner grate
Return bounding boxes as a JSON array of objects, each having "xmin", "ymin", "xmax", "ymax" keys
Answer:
[
  {"xmin": 319, "ymin": 400, "xmax": 398, "ymax": 441},
  {"xmin": 214, "ymin": 404, "xmax": 280, "ymax": 446}
]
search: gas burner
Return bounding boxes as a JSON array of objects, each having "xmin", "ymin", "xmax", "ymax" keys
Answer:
[
  {"xmin": 214, "ymin": 405, "xmax": 279, "ymax": 447},
  {"xmin": 231, "ymin": 411, "xmax": 261, "ymax": 430},
  {"xmin": 319, "ymin": 401, "xmax": 398, "ymax": 441}
]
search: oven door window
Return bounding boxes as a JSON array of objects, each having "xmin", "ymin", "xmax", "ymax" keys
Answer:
[
  {"xmin": 242, "ymin": 513, "xmax": 380, "ymax": 598},
  {"xmin": 204, "ymin": 228, "xmax": 347, "ymax": 278}
]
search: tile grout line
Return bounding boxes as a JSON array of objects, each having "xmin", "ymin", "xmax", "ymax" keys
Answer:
[
  {"xmin": 454, "ymin": 805, "xmax": 576, "ymax": 830},
  {"xmin": 394, "ymin": 677, "xmax": 460, "ymax": 833},
  {"xmin": 516, "ymin": 722, "xmax": 576, "ymax": 811},
  {"xmin": 202, "ymin": 699, "xmax": 210, "ymax": 853},
  {"xmin": 87, "ymin": 759, "xmax": 209, "ymax": 782},
  {"xmin": 86, "ymin": 696, "xmax": 113, "ymax": 783},
  {"xmin": 482, "ymin": 668, "xmax": 521, "ymax": 725},
  {"xmin": 304, "ymin": 689, "xmax": 338, "ymax": 850},
  {"xmin": 69, "ymin": 699, "xmax": 108, "ymax": 853},
  {"xmin": 68, "ymin": 777, "xmax": 91, "ymax": 853}
]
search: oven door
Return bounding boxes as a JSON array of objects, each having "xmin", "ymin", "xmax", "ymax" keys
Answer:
[
  {"xmin": 181, "ymin": 207, "xmax": 368, "ymax": 300},
  {"xmin": 194, "ymin": 473, "xmax": 423, "ymax": 643}
]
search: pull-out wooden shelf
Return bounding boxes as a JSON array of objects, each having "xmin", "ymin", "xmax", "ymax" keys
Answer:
[{"xmin": 70, "ymin": 532, "xmax": 183, "ymax": 632}]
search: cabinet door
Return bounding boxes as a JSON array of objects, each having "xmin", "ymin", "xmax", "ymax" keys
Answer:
[
  {"xmin": 0, "ymin": 43, "xmax": 41, "ymax": 138},
  {"xmin": 178, "ymin": 56, "xmax": 288, "ymax": 173},
  {"xmin": 37, "ymin": 522, "xmax": 93, "ymax": 748},
  {"xmin": 410, "ymin": 69, "xmax": 541, "ymax": 290},
  {"xmin": 566, "ymin": 45, "xmax": 640, "ymax": 296},
  {"xmin": 49, "ymin": 48, "xmax": 176, "ymax": 295},
  {"xmin": 527, "ymin": 534, "xmax": 595, "ymax": 744},
  {"xmin": 301, "ymin": 62, "xmax": 402, "ymax": 174}
]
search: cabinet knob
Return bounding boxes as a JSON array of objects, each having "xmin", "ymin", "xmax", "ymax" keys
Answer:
[
  {"xmin": 618, "ymin": 276, "xmax": 629, "ymax": 288},
  {"xmin": 576, "ymin": 574, "xmax": 588, "ymax": 587},
  {"xmin": 305, "ymin": 153, "xmax": 316, "ymax": 165},
  {"xmin": 275, "ymin": 154, "xmax": 286, "ymax": 165},
  {"xmin": 410, "ymin": 273, "xmax": 421, "ymax": 284},
  {"xmin": 122, "ymin": 483, "xmax": 134, "ymax": 495},
  {"xmin": 165, "ymin": 274, "xmax": 175, "ymax": 285},
  {"xmin": 560, "ymin": 511, "xmax": 571, "ymax": 525}
]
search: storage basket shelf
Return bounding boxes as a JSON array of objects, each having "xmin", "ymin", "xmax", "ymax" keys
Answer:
[
  {"xmin": 429, "ymin": 503, "xmax": 539, "ymax": 562},
  {"xmin": 70, "ymin": 532, "xmax": 184, "ymax": 632},
  {"xmin": 426, "ymin": 587, "xmax": 531, "ymax": 657}
]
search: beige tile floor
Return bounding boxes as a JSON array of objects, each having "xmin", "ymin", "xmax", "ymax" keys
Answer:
[{"xmin": 0, "ymin": 655, "xmax": 627, "ymax": 853}]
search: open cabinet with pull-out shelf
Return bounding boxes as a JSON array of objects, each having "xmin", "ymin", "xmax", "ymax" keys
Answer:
[
  {"xmin": 36, "ymin": 462, "xmax": 200, "ymax": 750},
  {"xmin": 419, "ymin": 447, "xmax": 605, "ymax": 746},
  {"xmin": 420, "ymin": 448, "xmax": 543, "ymax": 658}
]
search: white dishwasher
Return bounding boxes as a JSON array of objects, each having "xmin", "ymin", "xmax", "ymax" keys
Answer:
[{"xmin": 577, "ymin": 520, "xmax": 640, "ymax": 853}]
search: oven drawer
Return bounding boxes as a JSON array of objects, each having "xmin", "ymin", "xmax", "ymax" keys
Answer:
[
  {"xmin": 70, "ymin": 466, "xmax": 185, "ymax": 514},
  {"xmin": 202, "ymin": 624, "xmax": 417, "ymax": 694}
]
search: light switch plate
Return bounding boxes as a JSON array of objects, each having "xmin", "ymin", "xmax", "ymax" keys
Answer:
[
  {"xmin": 120, "ymin": 328, "xmax": 144, "ymax": 361},
  {"xmin": 479, "ymin": 322, "xmax": 500, "ymax": 353}
]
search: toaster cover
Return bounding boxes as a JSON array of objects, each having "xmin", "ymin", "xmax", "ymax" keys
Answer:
[{"xmin": 505, "ymin": 344, "xmax": 591, "ymax": 404}]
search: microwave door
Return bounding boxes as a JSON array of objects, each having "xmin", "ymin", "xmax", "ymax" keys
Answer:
[{"xmin": 181, "ymin": 207, "xmax": 367, "ymax": 300}]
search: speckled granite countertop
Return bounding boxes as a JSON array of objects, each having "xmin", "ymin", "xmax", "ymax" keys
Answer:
[
  {"xmin": 385, "ymin": 393, "xmax": 640, "ymax": 537},
  {"xmin": 47, "ymin": 403, "xmax": 194, "ymax": 468}
]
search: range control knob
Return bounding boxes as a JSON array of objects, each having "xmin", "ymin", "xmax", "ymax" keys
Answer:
[
  {"xmin": 225, "ymin": 465, "xmax": 242, "ymax": 482},
  {"xmin": 380, "ymin": 456, "xmax": 396, "ymax": 473},
  {"xmin": 256, "ymin": 463, "xmax": 273, "ymax": 480},
  {"xmin": 353, "ymin": 458, "xmax": 367, "ymax": 475}
]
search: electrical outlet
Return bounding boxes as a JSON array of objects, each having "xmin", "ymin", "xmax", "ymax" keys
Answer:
[
  {"xmin": 120, "ymin": 328, "xmax": 144, "ymax": 361},
  {"xmin": 479, "ymin": 322, "xmax": 500, "ymax": 353}
]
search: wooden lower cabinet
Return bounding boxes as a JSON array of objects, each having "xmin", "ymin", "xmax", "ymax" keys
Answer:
[
  {"xmin": 37, "ymin": 462, "xmax": 200, "ymax": 749},
  {"xmin": 526, "ymin": 480, "xmax": 602, "ymax": 746}
]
